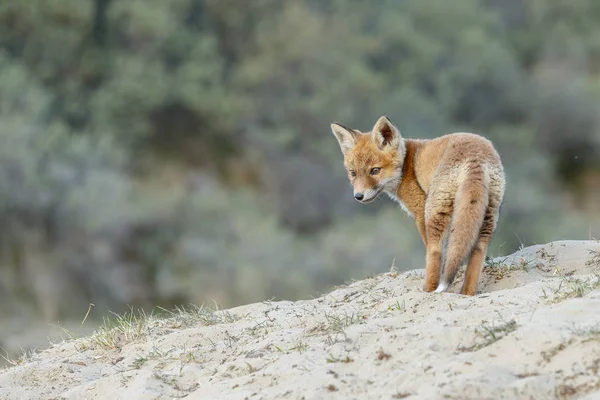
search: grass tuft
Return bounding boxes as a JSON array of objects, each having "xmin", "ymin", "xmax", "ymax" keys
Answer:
[
  {"xmin": 0, "ymin": 346, "xmax": 39, "ymax": 368},
  {"xmin": 77, "ymin": 303, "xmax": 240, "ymax": 351},
  {"xmin": 458, "ymin": 319, "xmax": 517, "ymax": 352},
  {"xmin": 551, "ymin": 269, "xmax": 600, "ymax": 303},
  {"xmin": 85, "ymin": 308, "xmax": 147, "ymax": 350},
  {"xmin": 484, "ymin": 256, "xmax": 534, "ymax": 281}
]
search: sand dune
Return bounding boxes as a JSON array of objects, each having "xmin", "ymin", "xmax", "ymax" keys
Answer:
[{"xmin": 1, "ymin": 240, "xmax": 599, "ymax": 400}]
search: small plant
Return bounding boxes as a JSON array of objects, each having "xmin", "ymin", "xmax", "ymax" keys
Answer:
[
  {"xmin": 320, "ymin": 311, "xmax": 365, "ymax": 335},
  {"xmin": 484, "ymin": 256, "xmax": 513, "ymax": 280},
  {"xmin": 245, "ymin": 362, "xmax": 258, "ymax": 373},
  {"xmin": 586, "ymin": 250, "xmax": 600, "ymax": 269},
  {"xmin": 289, "ymin": 340, "xmax": 309, "ymax": 353},
  {"xmin": 326, "ymin": 354, "xmax": 354, "ymax": 363},
  {"xmin": 223, "ymin": 331, "xmax": 239, "ymax": 349},
  {"xmin": 132, "ymin": 356, "xmax": 148, "ymax": 369},
  {"xmin": 261, "ymin": 297, "xmax": 276, "ymax": 307},
  {"xmin": 120, "ymin": 374, "xmax": 132, "ymax": 385},
  {"xmin": 271, "ymin": 344, "xmax": 284, "ymax": 353},
  {"xmin": 458, "ymin": 319, "xmax": 517, "ymax": 352},
  {"xmin": 247, "ymin": 320, "xmax": 270, "ymax": 337},
  {"xmin": 308, "ymin": 310, "xmax": 368, "ymax": 346},
  {"xmin": 387, "ymin": 299, "xmax": 406, "ymax": 313},
  {"xmin": 148, "ymin": 343, "xmax": 172, "ymax": 359},
  {"xmin": 517, "ymin": 257, "xmax": 533, "ymax": 271}
]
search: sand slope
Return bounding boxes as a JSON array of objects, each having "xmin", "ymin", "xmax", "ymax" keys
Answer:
[{"xmin": 1, "ymin": 240, "xmax": 600, "ymax": 400}]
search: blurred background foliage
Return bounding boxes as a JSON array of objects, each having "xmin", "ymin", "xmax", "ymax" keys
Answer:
[{"xmin": 1, "ymin": 0, "xmax": 600, "ymax": 357}]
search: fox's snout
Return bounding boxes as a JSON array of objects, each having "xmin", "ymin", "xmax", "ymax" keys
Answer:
[
  {"xmin": 353, "ymin": 186, "xmax": 382, "ymax": 203},
  {"xmin": 352, "ymin": 175, "xmax": 386, "ymax": 203}
]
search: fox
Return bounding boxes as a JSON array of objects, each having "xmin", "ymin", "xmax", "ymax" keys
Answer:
[{"xmin": 330, "ymin": 116, "xmax": 505, "ymax": 296}]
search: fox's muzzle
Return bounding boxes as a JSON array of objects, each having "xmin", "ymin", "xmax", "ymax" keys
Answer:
[{"xmin": 353, "ymin": 187, "xmax": 382, "ymax": 203}]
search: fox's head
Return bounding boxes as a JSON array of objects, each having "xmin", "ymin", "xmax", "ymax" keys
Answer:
[{"xmin": 330, "ymin": 116, "xmax": 405, "ymax": 203}]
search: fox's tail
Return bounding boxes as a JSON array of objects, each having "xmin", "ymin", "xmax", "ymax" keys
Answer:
[{"xmin": 435, "ymin": 165, "xmax": 489, "ymax": 292}]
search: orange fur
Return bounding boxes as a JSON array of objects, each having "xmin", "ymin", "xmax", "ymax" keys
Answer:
[{"xmin": 331, "ymin": 116, "xmax": 505, "ymax": 296}]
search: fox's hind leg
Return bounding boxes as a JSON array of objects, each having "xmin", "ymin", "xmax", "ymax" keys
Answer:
[
  {"xmin": 423, "ymin": 191, "xmax": 453, "ymax": 292},
  {"xmin": 461, "ymin": 200, "xmax": 500, "ymax": 295},
  {"xmin": 460, "ymin": 237, "xmax": 489, "ymax": 296}
]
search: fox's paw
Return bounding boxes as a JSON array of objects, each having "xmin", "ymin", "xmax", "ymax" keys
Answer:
[
  {"xmin": 423, "ymin": 282, "xmax": 438, "ymax": 292},
  {"xmin": 459, "ymin": 287, "xmax": 477, "ymax": 296}
]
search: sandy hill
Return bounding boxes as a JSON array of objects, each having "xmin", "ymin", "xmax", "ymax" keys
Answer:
[{"xmin": 1, "ymin": 240, "xmax": 600, "ymax": 400}]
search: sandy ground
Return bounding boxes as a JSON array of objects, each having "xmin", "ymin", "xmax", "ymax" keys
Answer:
[{"xmin": 1, "ymin": 240, "xmax": 600, "ymax": 400}]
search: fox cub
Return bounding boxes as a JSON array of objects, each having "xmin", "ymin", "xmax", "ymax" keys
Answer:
[{"xmin": 331, "ymin": 116, "xmax": 505, "ymax": 296}]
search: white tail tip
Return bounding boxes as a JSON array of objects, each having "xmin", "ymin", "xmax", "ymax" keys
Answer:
[{"xmin": 434, "ymin": 282, "xmax": 449, "ymax": 293}]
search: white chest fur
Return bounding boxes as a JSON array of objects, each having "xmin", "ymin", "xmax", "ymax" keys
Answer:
[{"xmin": 385, "ymin": 192, "xmax": 414, "ymax": 218}]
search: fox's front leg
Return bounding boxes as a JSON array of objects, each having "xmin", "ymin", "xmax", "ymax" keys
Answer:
[{"xmin": 423, "ymin": 210, "xmax": 451, "ymax": 292}]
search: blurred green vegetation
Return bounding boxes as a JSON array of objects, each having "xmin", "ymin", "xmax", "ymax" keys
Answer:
[{"xmin": 1, "ymin": 0, "xmax": 600, "ymax": 352}]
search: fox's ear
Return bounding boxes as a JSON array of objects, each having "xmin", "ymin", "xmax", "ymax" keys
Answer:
[
  {"xmin": 371, "ymin": 116, "xmax": 402, "ymax": 150},
  {"xmin": 331, "ymin": 123, "xmax": 357, "ymax": 155}
]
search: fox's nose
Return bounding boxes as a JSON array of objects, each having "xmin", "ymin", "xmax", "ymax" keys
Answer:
[{"xmin": 354, "ymin": 193, "xmax": 364, "ymax": 201}]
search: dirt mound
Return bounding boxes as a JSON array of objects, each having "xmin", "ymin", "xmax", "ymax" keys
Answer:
[{"xmin": 1, "ymin": 240, "xmax": 599, "ymax": 400}]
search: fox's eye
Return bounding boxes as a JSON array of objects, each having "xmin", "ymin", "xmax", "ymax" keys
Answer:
[
  {"xmin": 370, "ymin": 167, "xmax": 381, "ymax": 175},
  {"xmin": 349, "ymin": 170, "xmax": 356, "ymax": 177}
]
